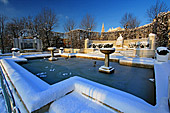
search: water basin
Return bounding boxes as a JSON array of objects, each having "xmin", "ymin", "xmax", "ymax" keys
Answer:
[{"xmin": 20, "ymin": 57, "xmax": 155, "ymax": 105}]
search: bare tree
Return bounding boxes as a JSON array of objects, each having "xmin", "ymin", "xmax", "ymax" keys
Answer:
[
  {"xmin": 6, "ymin": 17, "xmax": 23, "ymax": 38},
  {"xmin": 120, "ymin": 13, "xmax": 140, "ymax": 29},
  {"xmin": 63, "ymin": 18, "xmax": 76, "ymax": 32},
  {"xmin": 80, "ymin": 13, "xmax": 97, "ymax": 31},
  {"xmin": 0, "ymin": 14, "xmax": 8, "ymax": 53},
  {"xmin": 21, "ymin": 16, "xmax": 34, "ymax": 30},
  {"xmin": 35, "ymin": 8, "xmax": 59, "ymax": 50},
  {"xmin": 146, "ymin": 0, "xmax": 169, "ymax": 22}
]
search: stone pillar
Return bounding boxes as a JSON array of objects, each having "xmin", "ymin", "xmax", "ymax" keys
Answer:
[
  {"xmin": 13, "ymin": 38, "xmax": 19, "ymax": 48},
  {"xmin": 36, "ymin": 39, "xmax": 40, "ymax": 51},
  {"xmin": 85, "ymin": 38, "xmax": 89, "ymax": 49},
  {"xmin": 105, "ymin": 54, "xmax": 109, "ymax": 67},
  {"xmin": 18, "ymin": 39, "xmax": 22, "ymax": 49},
  {"xmin": 149, "ymin": 33, "xmax": 156, "ymax": 50},
  {"xmin": 33, "ymin": 39, "xmax": 37, "ymax": 49},
  {"xmin": 51, "ymin": 50, "xmax": 54, "ymax": 57}
]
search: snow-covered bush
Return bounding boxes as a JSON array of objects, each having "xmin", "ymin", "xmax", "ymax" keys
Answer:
[
  {"xmin": 98, "ymin": 44, "xmax": 103, "ymax": 48},
  {"xmin": 89, "ymin": 44, "xmax": 92, "ymax": 48},
  {"xmin": 157, "ymin": 50, "xmax": 169, "ymax": 55},
  {"xmin": 92, "ymin": 44, "xmax": 96, "ymax": 48},
  {"xmin": 156, "ymin": 47, "xmax": 169, "ymax": 62}
]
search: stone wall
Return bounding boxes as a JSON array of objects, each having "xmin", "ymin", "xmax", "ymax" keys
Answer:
[
  {"xmin": 65, "ymin": 29, "xmax": 99, "ymax": 49},
  {"xmin": 100, "ymin": 11, "xmax": 170, "ymax": 45},
  {"xmin": 65, "ymin": 11, "xmax": 170, "ymax": 49},
  {"xmin": 87, "ymin": 38, "xmax": 150, "ymax": 49}
]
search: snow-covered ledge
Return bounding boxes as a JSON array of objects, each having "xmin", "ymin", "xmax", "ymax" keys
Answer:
[
  {"xmin": 0, "ymin": 59, "xmax": 74, "ymax": 112},
  {"xmin": 0, "ymin": 58, "xmax": 169, "ymax": 113}
]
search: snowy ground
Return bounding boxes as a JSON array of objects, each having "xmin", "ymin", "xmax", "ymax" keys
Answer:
[{"xmin": 0, "ymin": 79, "xmax": 7, "ymax": 113}]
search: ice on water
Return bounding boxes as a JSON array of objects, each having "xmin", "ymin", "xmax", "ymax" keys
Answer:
[{"xmin": 36, "ymin": 72, "xmax": 47, "ymax": 78}]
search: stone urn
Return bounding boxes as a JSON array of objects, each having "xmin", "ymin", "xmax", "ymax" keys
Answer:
[
  {"xmin": 156, "ymin": 47, "xmax": 169, "ymax": 62},
  {"xmin": 11, "ymin": 48, "xmax": 20, "ymax": 58},
  {"xmin": 99, "ymin": 48, "xmax": 115, "ymax": 73}
]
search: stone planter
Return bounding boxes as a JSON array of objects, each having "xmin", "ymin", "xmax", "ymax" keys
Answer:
[
  {"xmin": 59, "ymin": 47, "xmax": 64, "ymax": 54},
  {"xmin": 156, "ymin": 47, "xmax": 169, "ymax": 62},
  {"xmin": 11, "ymin": 48, "xmax": 20, "ymax": 58}
]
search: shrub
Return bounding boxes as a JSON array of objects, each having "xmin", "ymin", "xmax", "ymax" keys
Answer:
[
  {"xmin": 140, "ymin": 45, "xmax": 144, "ymax": 48},
  {"xmin": 93, "ymin": 44, "xmax": 96, "ymax": 48},
  {"xmin": 104, "ymin": 44, "xmax": 110, "ymax": 48},
  {"xmin": 89, "ymin": 44, "xmax": 92, "ymax": 48},
  {"xmin": 146, "ymin": 44, "xmax": 149, "ymax": 48},
  {"xmin": 98, "ymin": 44, "xmax": 103, "ymax": 48},
  {"xmin": 157, "ymin": 50, "xmax": 169, "ymax": 55},
  {"xmin": 110, "ymin": 44, "xmax": 113, "ymax": 48}
]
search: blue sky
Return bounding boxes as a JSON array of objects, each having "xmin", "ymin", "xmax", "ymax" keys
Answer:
[{"xmin": 0, "ymin": 0, "xmax": 170, "ymax": 33}]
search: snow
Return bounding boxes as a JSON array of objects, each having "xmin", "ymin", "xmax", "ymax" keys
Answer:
[
  {"xmin": 73, "ymin": 77, "xmax": 155, "ymax": 113},
  {"xmin": 149, "ymin": 33, "xmax": 156, "ymax": 37},
  {"xmin": 149, "ymin": 78, "xmax": 155, "ymax": 82},
  {"xmin": 0, "ymin": 81, "xmax": 7, "ymax": 113},
  {"xmin": 48, "ymin": 47, "xmax": 56, "ymax": 51},
  {"xmin": 0, "ymin": 59, "xmax": 50, "ymax": 112},
  {"xmin": 119, "ymin": 57, "xmax": 154, "ymax": 66},
  {"xmin": 0, "ymin": 52, "xmax": 169, "ymax": 113},
  {"xmin": 36, "ymin": 72, "xmax": 47, "ymax": 78},
  {"xmin": 49, "ymin": 91, "xmax": 114, "ymax": 113},
  {"xmin": 157, "ymin": 47, "xmax": 169, "ymax": 52},
  {"xmin": 0, "ymin": 94, "xmax": 7, "ymax": 113},
  {"xmin": 100, "ymin": 48, "xmax": 115, "ymax": 51},
  {"xmin": 154, "ymin": 61, "xmax": 170, "ymax": 112},
  {"xmin": 11, "ymin": 48, "xmax": 20, "ymax": 51}
]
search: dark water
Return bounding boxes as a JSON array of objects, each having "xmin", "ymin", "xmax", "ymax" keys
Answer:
[{"xmin": 20, "ymin": 57, "xmax": 155, "ymax": 105}]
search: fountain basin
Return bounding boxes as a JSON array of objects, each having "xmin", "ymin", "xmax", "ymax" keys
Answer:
[
  {"xmin": 99, "ymin": 48, "xmax": 115, "ymax": 73},
  {"xmin": 100, "ymin": 48, "xmax": 115, "ymax": 54},
  {"xmin": 48, "ymin": 47, "xmax": 57, "ymax": 61},
  {"xmin": 48, "ymin": 47, "xmax": 56, "ymax": 51},
  {"xmin": 11, "ymin": 48, "xmax": 20, "ymax": 52}
]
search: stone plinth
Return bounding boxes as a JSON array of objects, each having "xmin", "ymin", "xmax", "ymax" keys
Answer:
[
  {"xmin": 149, "ymin": 33, "xmax": 156, "ymax": 50},
  {"xmin": 85, "ymin": 39, "xmax": 89, "ymax": 49},
  {"xmin": 99, "ymin": 66, "xmax": 115, "ymax": 74}
]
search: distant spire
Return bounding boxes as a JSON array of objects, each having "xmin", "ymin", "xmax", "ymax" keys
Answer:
[{"xmin": 101, "ymin": 23, "xmax": 105, "ymax": 32}]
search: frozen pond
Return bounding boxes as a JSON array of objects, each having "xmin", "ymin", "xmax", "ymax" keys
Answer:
[{"xmin": 20, "ymin": 57, "xmax": 155, "ymax": 105}]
